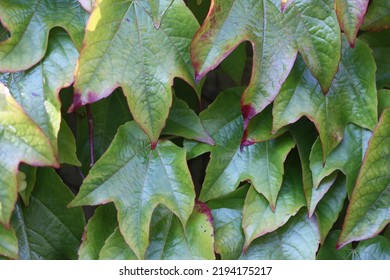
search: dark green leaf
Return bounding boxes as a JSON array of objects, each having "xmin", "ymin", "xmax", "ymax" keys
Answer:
[
  {"xmin": 72, "ymin": 0, "xmax": 199, "ymax": 145},
  {"xmin": 18, "ymin": 165, "xmax": 37, "ymax": 206},
  {"xmin": 273, "ymin": 37, "xmax": 377, "ymax": 159},
  {"xmin": 338, "ymin": 109, "xmax": 390, "ymax": 247},
  {"xmin": 58, "ymin": 119, "xmax": 81, "ymax": 166},
  {"xmin": 11, "ymin": 168, "xmax": 85, "ymax": 259},
  {"xmin": 241, "ymin": 209, "xmax": 320, "ymax": 260},
  {"xmin": 0, "ymin": 0, "xmax": 87, "ymax": 71},
  {"xmin": 69, "ymin": 121, "xmax": 195, "ymax": 259},
  {"xmin": 361, "ymin": 0, "xmax": 390, "ymax": 31},
  {"xmin": 378, "ymin": 89, "xmax": 390, "ymax": 116}
]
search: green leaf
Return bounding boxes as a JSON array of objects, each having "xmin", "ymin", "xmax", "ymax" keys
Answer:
[
  {"xmin": 0, "ymin": 0, "xmax": 87, "ymax": 72},
  {"xmin": 0, "ymin": 83, "xmax": 58, "ymax": 225},
  {"xmin": 146, "ymin": 0, "xmax": 174, "ymax": 28},
  {"xmin": 335, "ymin": 0, "xmax": 369, "ymax": 46},
  {"xmin": 220, "ymin": 43, "xmax": 247, "ymax": 85},
  {"xmin": 78, "ymin": 204, "xmax": 117, "ymax": 260},
  {"xmin": 99, "ymin": 228, "xmax": 138, "ymax": 260},
  {"xmin": 318, "ymin": 231, "xmax": 390, "ymax": 260},
  {"xmin": 162, "ymin": 95, "xmax": 213, "ymax": 144},
  {"xmin": 273, "ymin": 37, "xmax": 377, "ymax": 159},
  {"xmin": 191, "ymin": 0, "xmax": 340, "ymax": 126},
  {"xmin": 69, "ymin": 121, "xmax": 196, "ymax": 259},
  {"xmin": 198, "ymin": 88, "xmax": 295, "ymax": 208},
  {"xmin": 310, "ymin": 124, "xmax": 372, "ymax": 196},
  {"xmin": 315, "ymin": 175, "xmax": 347, "ymax": 243},
  {"xmin": 0, "ymin": 223, "xmax": 18, "ymax": 259},
  {"xmin": 72, "ymin": 0, "xmax": 199, "ymax": 145},
  {"xmin": 18, "ymin": 165, "xmax": 37, "ymax": 206},
  {"xmin": 208, "ymin": 186, "xmax": 248, "ymax": 260},
  {"xmin": 378, "ymin": 89, "xmax": 390, "ymax": 116},
  {"xmin": 242, "ymin": 157, "xmax": 306, "ymax": 249},
  {"xmin": 361, "ymin": 0, "xmax": 390, "ymax": 31},
  {"xmin": 360, "ymin": 30, "xmax": 390, "ymax": 89},
  {"xmin": 241, "ymin": 209, "xmax": 320, "ymax": 260},
  {"xmin": 146, "ymin": 202, "xmax": 215, "ymax": 260},
  {"xmin": 0, "ymin": 29, "xmax": 80, "ymax": 159},
  {"xmin": 11, "ymin": 168, "xmax": 85, "ymax": 259},
  {"xmin": 338, "ymin": 109, "xmax": 390, "ymax": 247},
  {"xmin": 58, "ymin": 119, "xmax": 81, "ymax": 166}
]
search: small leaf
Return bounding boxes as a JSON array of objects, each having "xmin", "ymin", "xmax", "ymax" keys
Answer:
[
  {"xmin": 18, "ymin": 165, "xmax": 37, "ymax": 206},
  {"xmin": 11, "ymin": 168, "xmax": 85, "ymax": 259},
  {"xmin": 72, "ymin": 0, "xmax": 199, "ymax": 145},
  {"xmin": 242, "ymin": 157, "xmax": 306, "ymax": 249},
  {"xmin": 338, "ymin": 109, "xmax": 390, "ymax": 247},
  {"xmin": 0, "ymin": 0, "xmax": 87, "ymax": 71},
  {"xmin": 220, "ymin": 43, "xmax": 247, "ymax": 85},
  {"xmin": 69, "ymin": 121, "xmax": 195, "ymax": 259},
  {"xmin": 0, "ymin": 83, "xmax": 58, "ymax": 225},
  {"xmin": 58, "ymin": 119, "xmax": 81, "ymax": 166},
  {"xmin": 315, "ymin": 175, "xmax": 347, "ymax": 243},
  {"xmin": 78, "ymin": 204, "xmax": 117, "ymax": 260},
  {"xmin": 99, "ymin": 228, "xmax": 138, "ymax": 260},
  {"xmin": 191, "ymin": 0, "xmax": 340, "ymax": 126},
  {"xmin": 361, "ymin": 0, "xmax": 390, "ymax": 31},
  {"xmin": 316, "ymin": 231, "xmax": 352, "ymax": 260},
  {"xmin": 162, "ymin": 95, "xmax": 213, "ymax": 144},
  {"xmin": 310, "ymin": 124, "xmax": 372, "ymax": 196},
  {"xmin": 378, "ymin": 89, "xmax": 390, "ymax": 117},
  {"xmin": 198, "ymin": 88, "xmax": 295, "ymax": 208},
  {"xmin": 0, "ymin": 223, "xmax": 18, "ymax": 259},
  {"xmin": 273, "ymin": 37, "xmax": 377, "ymax": 159},
  {"xmin": 241, "ymin": 209, "xmax": 320, "ymax": 260},
  {"xmin": 335, "ymin": 0, "xmax": 369, "ymax": 46}
]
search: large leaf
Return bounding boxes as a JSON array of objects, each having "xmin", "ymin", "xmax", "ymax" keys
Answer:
[
  {"xmin": 0, "ymin": 0, "xmax": 87, "ymax": 72},
  {"xmin": 11, "ymin": 168, "xmax": 85, "ymax": 259},
  {"xmin": 69, "ymin": 121, "xmax": 195, "ymax": 259},
  {"xmin": 78, "ymin": 204, "xmax": 117, "ymax": 260},
  {"xmin": 242, "ymin": 157, "xmax": 306, "ymax": 249},
  {"xmin": 0, "ymin": 223, "xmax": 18, "ymax": 259},
  {"xmin": 100, "ymin": 203, "xmax": 215, "ymax": 260},
  {"xmin": 361, "ymin": 0, "xmax": 390, "ymax": 31},
  {"xmin": 338, "ymin": 109, "xmax": 390, "ymax": 247},
  {"xmin": 196, "ymin": 88, "xmax": 295, "ymax": 208},
  {"xmin": 318, "ymin": 231, "xmax": 390, "ymax": 260},
  {"xmin": 72, "ymin": 0, "xmax": 199, "ymax": 146},
  {"xmin": 310, "ymin": 124, "xmax": 372, "ymax": 196},
  {"xmin": 240, "ymin": 209, "xmax": 320, "ymax": 260},
  {"xmin": 273, "ymin": 37, "xmax": 377, "ymax": 159},
  {"xmin": 335, "ymin": 0, "xmax": 369, "ymax": 47},
  {"xmin": 378, "ymin": 89, "xmax": 390, "ymax": 116},
  {"xmin": 191, "ymin": 0, "xmax": 340, "ymax": 127},
  {"xmin": 0, "ymin": 83, "xmax": 58, "ymax": 225},
  {"xmin": 0, "ymin": 29, "xmax": 79, "ymax": 161}
]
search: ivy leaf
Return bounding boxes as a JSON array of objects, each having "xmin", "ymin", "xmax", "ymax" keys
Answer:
[
  {"xmin": 72, "ymin": 0, "xmax": 199, "ymax": 146},
  {"xmin": 99, "ymin": 228, "xmax": 138, "ymax": 260},
  {"xmin": 191, "ymin": 0, "xmax": 340, "ymax": 127},
  {"xmin": 360, "ymin": 30, "xmax": 390, "ymax": 89},
  {"xmin": 78, "ymin": 204, "xmax": 117, "ymax": 260},
  {"xmin": 335, "ymin": 0, "xmax": 369, "ymax": 47},
  {"xmin": 338, "ymin": 109, "xmax": 390, "ymax": 248},
  {"xmin": 310, "ymin": 124, "xmax": 372, "ymax": 196},
  {"xmin": 162, "ymin": 95, "xmax": 213, "ymax": 144},
  {"xmin": 273, "ymin": 37, "xmax": 377, "ymax": 159},
  {"xmin": 0, "ymin": 0, "xmax": 87, "ymax": 72},
  {"xmin": 69, "ymin": 121, "xmax": 196, "ymax": 259},
  {"xmin": 11, "ymin": 168, "xmax": 85, "ymax": 259},
  {"xmin": 240, "ymin": 209, "xmax": 320, "ymax": 260},
  {"xmin": 314, "ymin": 176, "xmax": 347, "ymax": 243},
  {"xmin": 318, "ymin": 231, "xmax": 390, "ymax": 260},
  {"xmin": 361, "ymin": 0, "xmax": 390, "ymax": 31},
  {"xmin": 242, "ymin": 157, "xmax": 306, "ymax": 249},
  {"xmin": 58, "ymin": 119, "xmax": 81, "ymax": 166},
  {"xmin": 378, "ymin": 89, "xmax": 390, "ymax": 116},
  {"xmin": 146, "ymin": 0, "xmax": 174, "ymax": 28},
  {"xmin": 0, "ymin": 29, "xmax": 80, "ymax": 161},
  {"xmin": 0, "ymin": 223, "xmax": 18, "ymax": 259},
  {"xmin": 197, "ymin": 88, "xmax": 295, "ymax": 208},
  {"xmin": 208, "ymin": 186, "xmax": 249, "ymax": 260},
  {"xmin": 0, "ymin": 83, "xmax": 58, "ymax": 225},
  {"xmin": 18, "ymin": 165, "xmax": 37, "ymax": 206}
]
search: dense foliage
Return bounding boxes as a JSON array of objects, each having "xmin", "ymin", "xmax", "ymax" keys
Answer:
[{"xmin": 0, "ymin": 0, "xmax": 389, "ymax": 260}]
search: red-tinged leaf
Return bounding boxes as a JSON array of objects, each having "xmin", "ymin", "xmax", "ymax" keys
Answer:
[
  {"xmin": 0, "ymin": 83, "xmax": 58, "ymax": 225},
  {"xmin": 69, "ymin": 121, "xmax": 196, "ymax": 259},
  {"xmin": 72, "ymin": 0, "xmax": 199, "ymax": 145},
  {"xmin": 191, "ymin": 0, "xmax": 340, "ymax": 128},
  {"xmin": 338, "ymin": 109, "xmax": 390, "ymax": 248},
  {"xmin": 335, "ymin": 0, "xmax": 369, "ymax": 47},
  {"xmin": 273, "ymin": 36, "xmax": 377, "ymax": 159},
  {"xmin": 0, "ymin": 0, "xmax": 88, "ymax": 72}
]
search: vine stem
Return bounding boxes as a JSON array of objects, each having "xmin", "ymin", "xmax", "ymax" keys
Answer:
[{"xmin": 86, "ymin": 104, "xmax": 95, "ymax": 168}]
